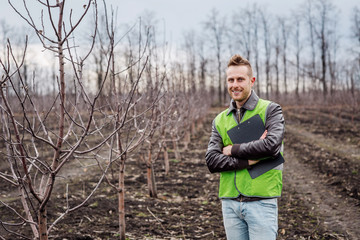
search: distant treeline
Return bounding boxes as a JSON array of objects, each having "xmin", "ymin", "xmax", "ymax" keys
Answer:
[{"xmin": 0, "ymin": 0, "xmax": 359, "ymax": 107}]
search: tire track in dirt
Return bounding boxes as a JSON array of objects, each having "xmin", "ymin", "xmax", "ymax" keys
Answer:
[
  {"xmin": 287, "ymin": 124, "xmax": 360, "ymax": 163},
  {"xmin": 285, "ymin": 126, "xmax": 360, "ymax": 240}
]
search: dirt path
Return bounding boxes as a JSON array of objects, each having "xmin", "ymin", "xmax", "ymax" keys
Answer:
[
  {"xmin": 284, "ymin": 148, "xmax": 360, "ymax": 239},
  {"xmin": 287, "ymin": 124, "xmax": 360, "ymax": 163},
  {"xmin": 284, "ymin": 124, "xmax": 360, "ymax": 240}
]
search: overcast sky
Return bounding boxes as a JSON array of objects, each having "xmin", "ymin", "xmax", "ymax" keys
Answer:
[
  {"xmin": 0, "ymin": 0, "xmax": 357, "ymax": 94},
  {"xmin": 1, "ymin": 0, "xmax": 357, "ymax": 45}
]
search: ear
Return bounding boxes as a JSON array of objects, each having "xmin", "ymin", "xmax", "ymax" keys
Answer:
[{"xmin": 251, "ymin": 77, "xmax": 255, "ymax": 86}]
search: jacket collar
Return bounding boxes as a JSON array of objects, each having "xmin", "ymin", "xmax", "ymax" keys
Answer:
[{"xmin": 226, "ymin": 90, "xmax": 259, "ymax": 115}]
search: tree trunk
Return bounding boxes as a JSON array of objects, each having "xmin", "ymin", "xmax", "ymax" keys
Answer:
[
  {"xmin": 321, "ymin": 37, "xmax": 327, "ymax": 99},
  {"xmin": 217, "ymin": 55, "xmax": 222, "ymax": 105},
  {"xmin": 254, "ymin": 32, "xmax": 260, "ymax": 97},
  {"xmin": 183, "ymin": 130, "xmax": 190, "ymax": 150},
  {"xmin": 38, "ymin": 207, "xmax": 47, "ymax": 240},
  {"xmin": 196, "ymin": 118, "xmax": 203, "ymax": 132},
  {"xmin": 283, "ymin": 54, "xmax": 287, "ymax": 95},
  {"xmin": 147, "ymin": 164, "xmax": 158, "ymax": 198},
  {"xmin": 118, "ymin": 158, "xmax": 126, "ymax": 240},
  {"xmin": 191, "ymin": 121, "xmax": 196, "ymax": 135},
  {"xmin": 163, "ymin": 142, "xmax": 169, "ymax": 175},
  {"xmin": 20, "ymin": 187, "xmax": 39, "ymax": 238},
  {"xmin": 146, "ymin": 145, "xmax": 158, "ymax": 198},
  {"xmin": 350, "ymin": 72, "xmax": 355, "ymax": 98},
  {"xmin": 275, "ymin": 46, "xmax": 280, "ymax": 98},
  {"xmin": 172, "ymin": 137, "xmax": 181, "ymax": 161},
  {"xmin": 117, "ymin": 124, "xmax": 126, "ymax": 240},
  {"xmin": 295, "ymin": 52, "xmax": 300, "ymax": 98}
]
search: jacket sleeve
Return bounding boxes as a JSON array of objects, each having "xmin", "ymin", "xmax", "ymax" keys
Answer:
[
  {"xmin": 205, "ymin": 119, "xmax": 249, "ymax": 173},
  {"xmin": 230, "ymin": 102, "xmax": 285, "ymax": 159}
]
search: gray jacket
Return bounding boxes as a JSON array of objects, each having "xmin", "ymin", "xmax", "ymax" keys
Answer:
[{"xmin": 205, "ymin": 91, "xmax": 285, "ymax": 173}]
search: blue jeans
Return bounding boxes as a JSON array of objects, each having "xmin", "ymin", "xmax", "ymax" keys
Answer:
[{"xmin": 221, "ymin": 198, "xmax": 278, "ymax": 240}]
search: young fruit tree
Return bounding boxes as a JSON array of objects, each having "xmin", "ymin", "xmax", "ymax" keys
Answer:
[{"xmin": 0, "ymin": 0, "xmax": 138, "ymax": 239}]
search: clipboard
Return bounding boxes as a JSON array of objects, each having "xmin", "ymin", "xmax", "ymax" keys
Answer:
[{"xmin": 227, "ymin": 114, "xmax": 284, "ymax": 179}]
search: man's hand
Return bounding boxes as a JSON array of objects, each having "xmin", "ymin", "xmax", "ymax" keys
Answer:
[
  {"xmin": 222, "ymin": 130, "xmax": 268, "ymax": 158},
  {"xmin": 222, "ymin": 145, "xmax": 232, "ymax": 156},
  {"xmin": 248, "ymin": 160, "xmax": 259, "ymax": 165},
  {"xmin": 260, "ymin": 130, "xmax": 268, "ymax": 140},
  {"xmin": 248, "ymin": 130, "xmax": 268, "ymax": 165}
]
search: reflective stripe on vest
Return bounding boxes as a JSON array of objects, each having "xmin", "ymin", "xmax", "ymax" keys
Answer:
[{"xmin": 214, "ymin": 99, "xmax": 283, "ymax": 198}]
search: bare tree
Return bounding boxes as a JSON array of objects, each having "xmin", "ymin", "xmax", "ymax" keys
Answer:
[
  {"xmin": 138, "ymin": 35, "xmax": 166, "ymax": 198},
  {"xmin": 93, "ymin": 18, "xmax": 106, "ymax": 95},
  {"xmin": 0, "ymin": 1, "xmax": 136, "ymax": 239},
  {"xmin": 304, "ymin": 0, "xmax": 318, "ymax": 92},
  {"xmin": 304, "ymin": 0, "xmax": 337, "ymax": 98},
  {"xmin": 251, "ymin": 5, "xmax": 261, "ymax": 96},
  {"xmin": 197, "ymin": 36, "xmax": 208, "ymax": 91},
  {"xmin": 260, "ymin": 9, "xmax": 272, "ymax": 99},
  {"xmin": 183, "ymin": 30, "xmax": 197, "ymax": 94},
  {"xmin": 110, "ymin": 64, "xmax": 153, "ymax": 240},
  {"xmin": 317, "ymin": 0, "xmax": 330, "ymax": 97},
  {"xmin": 203, "ymin": 8, "xmax": 227, "ymax": 105},
  {"xmin": 231, "ymin": 6, "xmax": 254, "ymax": 61},
  {"xmin": 348, "ymin": 7, "xmax": 360, "ymax": 110},
  {"xmin": 351, "ymin": 7, "xmax": 360, "ymax": 70},
  {"xmin": 0, "ymin": 20, "xmax": 12, "ymax": 68},
  {"xmin": 274, "ymin": 18, "xmax": 281, "ymax": 98},
  {"xmin": 279, "ymin": 17, "xmax": 291, "ymax": 95},
  {"xmin": 328, "ymin": 19, "xmax": 339, "ymax": 97},
  {"xmin": 90, "ymin": 4, "xmax": 162, "ymax": 239},
  {"xmin": 292, "ymin": 13, "xmax": 304, "ymax": 98}
]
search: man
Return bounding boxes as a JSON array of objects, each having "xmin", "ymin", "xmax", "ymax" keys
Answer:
[{"xmin": 205, "ymin": 54, "xmax": 285, "ymax": 240}]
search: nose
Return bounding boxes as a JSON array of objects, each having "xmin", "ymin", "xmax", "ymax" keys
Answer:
[{"xmin": 232, "ymin": 80, "xmax": 241, "ymax": 88}]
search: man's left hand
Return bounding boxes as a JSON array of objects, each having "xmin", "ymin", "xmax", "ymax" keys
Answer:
[
  {"xmin": 222, "ymin": 130, "xmax": 268, "ymax": 157},
  {"xmin": 223, "ymin": 145, "xmax": 232, "ymax": 156}
]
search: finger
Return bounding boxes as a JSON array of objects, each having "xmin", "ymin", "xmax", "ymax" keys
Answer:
[{"xmin": 260, "ymin": 130, "xmax": 268, "ymax": 139}]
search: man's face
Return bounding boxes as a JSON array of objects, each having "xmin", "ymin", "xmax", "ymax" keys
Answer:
[{"xmin": 226, "ymin": 65, "xmax": 255, "ymax": 107}]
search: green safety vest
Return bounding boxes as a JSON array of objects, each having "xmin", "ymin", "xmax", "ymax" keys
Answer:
[{"xmin": 214, "ymin": 99, "xmax": 283, "ymax": 198}]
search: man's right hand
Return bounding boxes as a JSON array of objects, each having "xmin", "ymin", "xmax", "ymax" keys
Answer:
[
  {"xmin": 248, "ymin": 160, "xmax": 259, "ymax": 165},
  {"xmin": 247, "ymin": 130, "xmax": 267, "ymax": 166}
]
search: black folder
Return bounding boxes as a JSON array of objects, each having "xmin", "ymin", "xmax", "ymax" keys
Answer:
[{"xmin": 227, "ymin": 114, "xmax": 284, "ymax": 179}]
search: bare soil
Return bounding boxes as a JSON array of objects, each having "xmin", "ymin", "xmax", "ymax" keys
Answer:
[{"xmin": 1, "ymin": 105, "xmax": 359, "ymax": 239}]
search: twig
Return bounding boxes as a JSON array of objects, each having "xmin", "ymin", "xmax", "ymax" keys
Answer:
[
  {"xmin": 146, "ymin": 206, "xmax": 172, "ymax": 235},
  {"xmin": 0, "ymin": 200, "xmax": 36, "ymax": 225},
  {"xmin": 195, "ymin": 231, "xmax": 215, "ymax": 239},
  {"xmin": 0, "ymin": 221, "xmax": 31, "ymax": 240}
]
